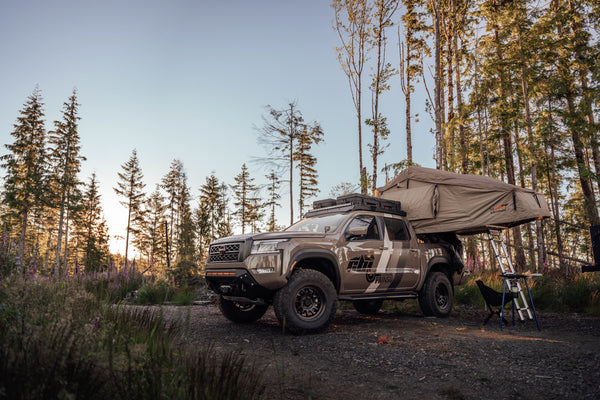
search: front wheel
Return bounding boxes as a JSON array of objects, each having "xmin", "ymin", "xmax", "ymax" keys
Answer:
[
  {"xmin": 273, "ymin": 269, "xmax": 337, "ymax": 334},
  {"xmin": 418, "ymin": 271, "xmax": 453, "ymax": 317},
  {"xmin": 218, "ymin": 296, "xmax": 269, "ymax": 323}
]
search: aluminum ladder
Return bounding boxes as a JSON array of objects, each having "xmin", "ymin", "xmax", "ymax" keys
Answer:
[{"xmin": 487, "ymin": 228, "xmax": 541, "ymax": 330}]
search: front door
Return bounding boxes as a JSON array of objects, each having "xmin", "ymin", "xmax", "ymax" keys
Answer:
[{"xmin": 340, "ymin": 215, "xmax": 394, "ymax": 294}]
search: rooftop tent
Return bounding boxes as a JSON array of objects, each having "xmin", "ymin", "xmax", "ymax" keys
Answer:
[{"xmin": 377, "ymin": 166, "xmax": 550, "ymax": 235}]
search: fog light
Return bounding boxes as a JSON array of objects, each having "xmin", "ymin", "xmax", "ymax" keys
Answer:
[{"xmin": 256, "ymin": 267, "xmax": 275, "ymax": 274}]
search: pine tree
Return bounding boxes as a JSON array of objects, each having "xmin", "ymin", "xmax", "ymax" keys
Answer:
[
  {"xmin": 161, "ymin": 159, "xmax": 190, "ymax": 264},
  {"xmin": 197, "ymin": 174, "xmax": 230, "ymax": 247},
  {"xmin": 256, "ymin": 102, "xmax": 323, "ymax": 224},
  {"xmin": 176, "ymin": 173, "xmax": 195, "ymax": 263},
  {"xmin": 294, "ymin": 122, "xmax": 324, "ymax": 215},
  {"xmin": 1, "ymin": 87, "xmax": 48, "ymax": 271},
  {"xmin": 197, "ymin": 174, "xmax": 229, "ymax": 259},
  {"xmin": 135, "ymin": 187, "xmax": 167, "ymax": 272},
  {"xmin": 48, "ymin": 89, "xmax": 85, "ymax": 276},
  {"xmin": 264, "ymin": 171, "xmax": 282, "ymax": 231},
  {"xmin": 114, "ymin": 149, "xmax": 145, "ymax": 268},
  {"xmin": 230, "ymin": 164, "xmax": 261, "ymax": 234},
  {"xmin": 77, "ymin": 173, "xmax": 109, "ymax": 272}
]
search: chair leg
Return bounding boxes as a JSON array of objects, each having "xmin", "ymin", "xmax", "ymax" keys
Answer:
[{"xmin": 483, "ymin": 311, "xmax": 494, "ymax": 325}]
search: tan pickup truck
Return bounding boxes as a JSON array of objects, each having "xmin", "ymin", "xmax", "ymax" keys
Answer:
[{"xmin": 205, "ymin": 194, "xmax": 464, "ymax": 334}]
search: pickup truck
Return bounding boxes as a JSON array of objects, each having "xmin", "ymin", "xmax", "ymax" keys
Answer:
[{"xmin": 205, "ymin": 194, "xmax": 464, "ymax": 334}]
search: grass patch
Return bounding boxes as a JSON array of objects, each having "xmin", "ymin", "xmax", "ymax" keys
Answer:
[
  {"xmin": 136, "ymin": 279, "xmax": 175, "ymax": 305},
  {"xmin": 460, "ymin": 271, "xmax": 600, "ymax": 316},
  {"xmin": 0, "ymin": 273, "xmax": 264, "ymax": 400}
]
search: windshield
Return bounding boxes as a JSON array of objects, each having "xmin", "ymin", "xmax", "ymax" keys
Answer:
[{"xmin": 286, "ymin": 213, "xmax": 348, "ymax": 233}]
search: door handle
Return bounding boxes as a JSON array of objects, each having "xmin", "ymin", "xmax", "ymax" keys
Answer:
[
  {"xmin": 410, "ymin": 249, "xmax": 419, "ymax": 254},
  {"xmin": 379, "ymin": 246, "xmax": 389, "ymax": 250}
]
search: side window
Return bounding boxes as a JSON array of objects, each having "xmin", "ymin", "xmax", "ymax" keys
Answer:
[
  {"xmin": 384, "ymin": 217, "xmax": 410, "ymax": 241},
  {"xmin": 345, "ymin": 215, "xmax": 381, "ymax": 241}
]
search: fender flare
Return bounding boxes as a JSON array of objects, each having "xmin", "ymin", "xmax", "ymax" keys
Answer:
[
  {"xmin": 421, "ymin": 256, "xmax": 455, "ymax": 286},
  {"xmin": 286, "ymin": 249, "xmax": 341, "ymax": 291}
]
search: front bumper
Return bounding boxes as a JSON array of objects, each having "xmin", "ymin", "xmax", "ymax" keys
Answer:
[{"xmin": 205, "ymin": 268, "xmax": 273, "ymax": 300}]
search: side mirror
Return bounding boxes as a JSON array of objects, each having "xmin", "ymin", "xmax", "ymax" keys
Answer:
[{"xmin": 346, "ymin": 225, "xmax": 368, "ymax": 239}]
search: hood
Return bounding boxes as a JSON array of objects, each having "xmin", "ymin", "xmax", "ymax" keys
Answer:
[{"xmin": 209, "ymin": 231, "xmax": 326, "ymax": 245}]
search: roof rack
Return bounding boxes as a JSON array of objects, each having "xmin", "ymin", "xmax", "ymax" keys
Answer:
[{"xmin": 306, "ymin": 193, "xmax": 406, "ymax": 218}]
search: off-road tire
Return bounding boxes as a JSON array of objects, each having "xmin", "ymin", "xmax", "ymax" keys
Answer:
[
  {"xmin": 273, "ymin": 269, "xmax": 337, "ymax": 334},
  {"xmin": 218, "ymin": 296, "xmax": 269, "ymax": 323},
  {"xmin": 418, "ymin": 271, "xmax": 453, "ymax": 317},
  {"xmin": 352, "ymin": 299, "xmax": 384, "ymax": 315}
]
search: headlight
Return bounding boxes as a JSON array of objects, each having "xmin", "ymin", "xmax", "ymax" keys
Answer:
[{"xmin": 250, "ymin": 239, "xmax": 287, "ymax": 254}]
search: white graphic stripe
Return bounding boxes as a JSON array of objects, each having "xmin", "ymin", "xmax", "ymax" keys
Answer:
[{"xmin": 365, "ymin": 229, "xmax": 393, "ymax": 293}]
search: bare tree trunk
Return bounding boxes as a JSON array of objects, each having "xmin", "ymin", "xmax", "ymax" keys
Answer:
[
  {"xmin": 288, "ymin": 103, "xmax": 295, "ymax": 223},
  {"xmin": 515, "ymin": 21, "xmax": 546, "ymax": 271},
  {"xmin": 452, "ymin": 6, "xmax": 467, "ymax": 174},
  {"xmin": 566, "ymin": 96, "xmax": 600, "ymax": 226},
  {"xmin": 63, "ymin": 207, "xmax": 70, "ymax": 277},
  {"xmin": 445, "ymin": 13, "xmax": 455, "ymax": 171},
  {"xmin": 433, "ymin": 0, "xmax": 443, "ymax": 169},
  {"xmin": 44, "ymin": 229, "xmax": 53, "ymax": 275},
  {"xmin": 398, "ymin": 36, "xmax": 412, "ymax": 163},
  {"xmin": 165, "ymin": 220, "xmax": 170, "ymax": 270},
  {"xmin": 55, "ymin": 189, "xmax": 66, "ymax": 277},
  {"xmin": 18, "ymin": 209, "xmax": 28, "ymax": 272},
  {"xmin": 544, "ymin": 98, "xmax": 566, "ymax": 272}
]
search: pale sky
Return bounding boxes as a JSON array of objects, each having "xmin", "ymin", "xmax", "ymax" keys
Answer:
[{"xmin": 0, "ymin": 0, "xmax": 436, "ymax": 254}]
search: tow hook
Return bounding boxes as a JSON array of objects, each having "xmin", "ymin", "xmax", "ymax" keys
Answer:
[{"xmin": 219, "ymin": 285, "xmax": 233, "ymax": 294}]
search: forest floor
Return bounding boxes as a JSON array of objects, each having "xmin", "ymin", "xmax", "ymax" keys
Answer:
[{"xmin": 158, "ymin": 301, "xmax": 600, "ymax": 400}]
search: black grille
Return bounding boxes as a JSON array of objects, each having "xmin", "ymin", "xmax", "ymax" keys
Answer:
[{"xmin": 209, "ymin": 243, "xmax": 241, "ymax": 263}]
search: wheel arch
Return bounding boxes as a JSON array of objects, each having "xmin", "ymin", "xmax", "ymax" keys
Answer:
[
  {"xmin": 287, "ymin": 250, "xmax": 340, "ymax": 292},
  {"xmin": 424, "ymin": 257, "xmax": 456, "ymax": 288}
]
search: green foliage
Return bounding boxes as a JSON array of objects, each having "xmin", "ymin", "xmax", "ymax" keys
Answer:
[
  {"xmin": 79, "ymin": 265, "xmax": 144, "ymax": 303},
  {"xmin": 136, "ymin": 280, "xmax": 174, "ymax": 305},
  {"xmin": 114, "ymin": 149, "xmax": 146, "ymax": 266},
  {"xmin": 530, "ymin": 274, "xmax": 600, "ymax": 314},
  {"xmin": 0, "ymin": 273, "xmax": 264, "ymax": 400},
  {"xmin": 454, "ymin": 277, "xmax": 485, "ymax": 308},
  {"xmin": 168, "ymin": 260, "xmax": 198, "ymax": 287},
  {"xmin": 173, "ymin": 286, "xmax": 195, "ymax": 306},
  {"xmin": 461, "ymin": 272, "xmax": 600, "ymax": 316},
  {"xmin": 230, "ymin": 164, "xmax": 262, "ymax": 234},
  {"xmin": 77, "ymin": 173, "xmax": 110, "ymax": 272}
]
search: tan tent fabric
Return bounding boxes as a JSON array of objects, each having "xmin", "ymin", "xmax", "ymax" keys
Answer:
[{"xmin": 377, "ymin": 166, "xmax": 550, "ymax": 235}]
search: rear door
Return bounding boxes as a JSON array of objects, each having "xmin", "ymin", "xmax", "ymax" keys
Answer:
[{"xmin": 382, "ymin": 216, "xmax": 421, "ymax": 290}]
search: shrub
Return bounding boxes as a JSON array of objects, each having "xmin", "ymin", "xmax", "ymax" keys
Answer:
[
  {"xmin": 78, "ymin": 266, "xmax": 145, "ymax": 303},
  {"xmin": 0, "ymin": 273, "xmax": 264, "ymax": 400},
  {"xmin": 136, "ymin": 280, "xmax": 174, "ymax": 305},
  {"xmin": 173, "ymin": 286, "xmax": 195, "ymax": 306},
  {"xmin": 168, "ymin": 260, "xmax": 198, "ymax": 287},
  {"xmin": 454, "ymin": 278, "xmax": 485, "ymax": 307}
]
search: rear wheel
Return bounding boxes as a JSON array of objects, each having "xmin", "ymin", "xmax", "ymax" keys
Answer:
[
  {"xmin": 218, "ymin": 296, "xmax": 268, "ymax": 323},
  {"xmin": 352, "ymin": 299, "xmax": 384, "ymax": 315},
  {"xmin": 273, "ymin": 269, "xmax": 337, "ymax": 334},
  {"xmin": 418, "ymin": 271, "xmax": 453, "ymax": 317}
]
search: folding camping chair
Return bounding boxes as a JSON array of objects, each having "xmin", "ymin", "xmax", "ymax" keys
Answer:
[{"xmin": 476, "ymin": 280, "xmax": 517, "ymax": 325}]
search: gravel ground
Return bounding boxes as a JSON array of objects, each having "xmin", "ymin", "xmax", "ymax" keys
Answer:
[{"xmin": 158, "ymin": 301, "xmax": 600, "ymax": 400}]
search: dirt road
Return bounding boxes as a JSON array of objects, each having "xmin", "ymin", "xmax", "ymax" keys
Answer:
[{"xmin": 163, "ymin": 302, "xmax": 600, "ymax": 400}]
